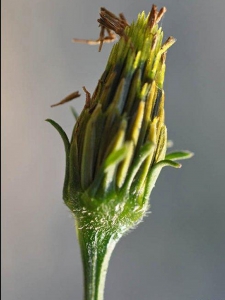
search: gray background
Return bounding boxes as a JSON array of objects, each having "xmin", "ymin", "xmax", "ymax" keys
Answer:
[{"xmin": 2, "ymin": 0, "xmax": 225, "ymax": 299}]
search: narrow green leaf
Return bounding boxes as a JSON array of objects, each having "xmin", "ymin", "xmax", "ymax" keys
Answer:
[
  {"xmin": 46, "ymin": 119, "xmax": 70, "ymax": 200},
  {"xmin": 45, "ymin": 119, "xmax": 70, "ymax": 156},
  {"xmin": 143, "ymin": 159, "xmax": 181, "ymax": 204},
  {"xmin": 104, "ymin": 144, "xmax": 129, "ymax": 171},
  {"xmin": 70, "ymin": 107, "xmax": 79, "ymax": 121},
  {"xmin": 165, "ymin": 151, "xmax": 194, "ymax": 161},
  {"xmin": 154, "ymin": 159, "xmax": 182, "ymax": 169}
]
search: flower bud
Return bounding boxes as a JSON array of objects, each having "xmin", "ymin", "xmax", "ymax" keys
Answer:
[
  {"xmin": 47, "ymin": 6, "xmax": 193, "ymax": 236},
  {"xmin": 47, "ymin": 6, "xmax": 193, "ymax": 299}
]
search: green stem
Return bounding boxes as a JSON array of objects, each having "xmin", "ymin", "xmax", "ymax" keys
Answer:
[{"xmin": 76, "ymin": 223, "xmax": 119, "ymax": 300}]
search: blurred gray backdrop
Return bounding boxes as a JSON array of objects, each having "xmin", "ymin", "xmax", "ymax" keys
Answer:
[{"xmin": 2, "ymin": 0, "xmax": 225, "ymax": 299}]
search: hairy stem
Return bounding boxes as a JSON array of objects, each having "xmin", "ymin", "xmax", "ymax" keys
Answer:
[{"xmin": 76, "ymin": 223, "xmax": 119, "ymax": 300}]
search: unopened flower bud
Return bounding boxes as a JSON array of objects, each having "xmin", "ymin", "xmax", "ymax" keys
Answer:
[{"xmin": 47, "ymin": 6, "xmax": 193, "ymax": 299}]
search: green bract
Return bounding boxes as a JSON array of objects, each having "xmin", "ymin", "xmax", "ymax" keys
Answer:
[{"xmin": 47, "ymin": 5, "xmax": 193, "ymax": 300}]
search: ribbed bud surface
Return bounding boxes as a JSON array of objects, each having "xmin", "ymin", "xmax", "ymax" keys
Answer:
[{"xmin": 69, "ymin": 10, "xmax": 176, "ymax": 222}]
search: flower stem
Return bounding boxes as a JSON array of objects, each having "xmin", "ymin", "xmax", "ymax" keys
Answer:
[{"xmin": 76, "ymin": 223, "xmax": 119, "ymax": 300}]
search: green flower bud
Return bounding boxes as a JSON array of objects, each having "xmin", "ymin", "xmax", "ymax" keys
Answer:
[{"xmin": 47, "ymin": 5, "xmax": 193, "ymax": 300}]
